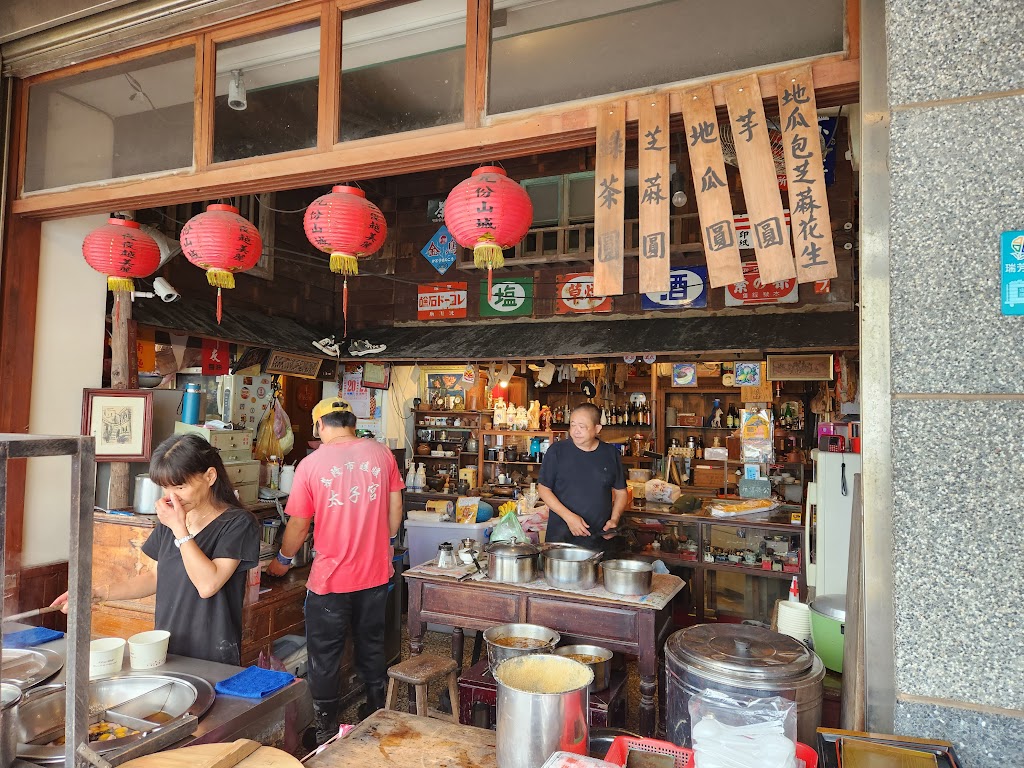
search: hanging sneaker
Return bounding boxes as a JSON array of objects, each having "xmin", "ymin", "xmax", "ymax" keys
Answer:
[
  {"xmin": 348, "ymin": 339, "xmax": 386, "ymax": 356},
  {"xmin": 313, "ymin": 336, "xmax": 340, "ymax": 357}
]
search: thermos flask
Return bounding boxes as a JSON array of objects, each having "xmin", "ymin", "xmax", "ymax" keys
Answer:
[{"xmin": 182, "ymin": 383, "xmax": 201, "ymax": 425}]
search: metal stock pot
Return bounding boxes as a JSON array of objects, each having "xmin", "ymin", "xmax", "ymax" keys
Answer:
[
  {"xmin": 541, "ymin": 545, "xmax": 603, "ymax": 590},
  {"xmin": 485, "ymin": 540, "xmax": 539, "ymax": 583}
]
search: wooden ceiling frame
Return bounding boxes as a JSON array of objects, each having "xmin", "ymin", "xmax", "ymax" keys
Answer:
[{"xmin": 10, "ymin": 0, "xmax": 860, "ymax": 220}]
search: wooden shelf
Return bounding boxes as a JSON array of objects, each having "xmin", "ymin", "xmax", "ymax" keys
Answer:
[
  {"xmin": 415, "ymin": 425, "xmax": 476, "ymax": 431},
  {"xmin": 702, "ymin": 562, "xmax": 800, "ymax": 580},
  {"xmin": 666, "ymin": 425, "xmax": 734, "ymax": 431},
  {"xmin": 414, "ymin": 409, "xmax": 482, "ymax": 416},
  {"xmin": 482, "ymin": 430, "xmax": 565, "ymax": 437},
  {"xmin": 483, "ymin": 459, "xmax": 542, "ymax": 465}
]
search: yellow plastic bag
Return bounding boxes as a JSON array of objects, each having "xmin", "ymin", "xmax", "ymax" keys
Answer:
[{"xmin": 254, "ymin": 406, "xmax": 281, "ymax": 462}]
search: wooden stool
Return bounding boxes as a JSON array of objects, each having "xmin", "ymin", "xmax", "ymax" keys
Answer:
[{"xmin": 385, "ymin": 654, "xmax": 460, "ymax": 723}]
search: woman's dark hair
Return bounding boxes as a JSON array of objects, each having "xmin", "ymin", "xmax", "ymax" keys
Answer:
[
  {"xmin": 149, "ymin": 433, "xmax": 242, "ymax": 509},
  {"xmin": 321, "ymin": 410, "xmax": 357, "ymax": 430}
]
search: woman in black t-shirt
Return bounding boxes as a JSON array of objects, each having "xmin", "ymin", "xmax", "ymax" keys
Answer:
[{"xmin": 53, "ymin": 434, "xmax": 259, "ymax": 665}]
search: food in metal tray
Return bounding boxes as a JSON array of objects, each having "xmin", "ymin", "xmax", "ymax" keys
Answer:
[
  {"xmin": 490, "ymin": 636, "xmax": 550, "ymax": 650},
  {"xmin": 563, "ymin": 653, "xmax": 603, "ymax": 665},
  {"xmin": 51, "ymin": 721, "xmax": 140, "ymax": 745}
]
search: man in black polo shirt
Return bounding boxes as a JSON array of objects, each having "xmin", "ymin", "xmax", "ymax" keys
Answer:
[{"xmin": 538, "ymin": 403, "xmax": 628, "ymax": 549}]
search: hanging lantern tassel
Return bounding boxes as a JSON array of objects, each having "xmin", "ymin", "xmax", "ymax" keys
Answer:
[
  {"xmin": 342, "ymin": 276, "xmax": 349, "ymax": 339},
  {"xmin": 330, "ymin": 252, "xmax": 359, "ymax": 276},
  {"xmin": 473, "ymin": 234, "xmax": 505, "ymax": 271},
  {"xmin": 107, "ymin": 277, "xmax": 135, "ymax": 292}
]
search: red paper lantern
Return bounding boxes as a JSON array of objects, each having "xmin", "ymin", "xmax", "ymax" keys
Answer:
[
  {"xmin": 303, "ymin": 185, "xmax": 387, "ymax": 276},
  {"xmin": 444, "ymin": 166, "xmax": 533, "ymax": 276},
  {"xmin": 180, "ymin": 204, "xmax": 262, "ymax": 322},
  {"xmin": 82, "ymin": 218, "xmax": 161, "ymax": 293}
]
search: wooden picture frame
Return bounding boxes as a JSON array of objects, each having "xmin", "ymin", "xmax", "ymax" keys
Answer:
[
  {"xmin": 766, "ymin": 354, "xmax": 835, "ymax": 381},
  {"xmin": 419, "ymin": 365, "xmax": 470, "ymax": 409},
  {"xmin": 265, "ymin": 350, "xmax": 323, "ymax": 379},
  {"xmin": 81, "ymin": 389, "xmax": 154, "ymax": 462},
  {"xmin": 361, "ymin": 362, "xmax": 391, "ymax": 390}
]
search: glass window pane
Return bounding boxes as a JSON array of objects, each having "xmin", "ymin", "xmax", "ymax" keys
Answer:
[
  {"xmin": 489, "ymin": 0, "xmax": 844, "ymax": 114},
  {"xmin": 340, "ymin": 0, "xmax": 465, "ymax": 142},
  {"xmin": 24, "ymin": 47, "xmax": 195, "ymax": 192},
  {"xmin": 567, "ymin": 174, "xmax": 595, "ymax": 222},
  {"xmin": 214, "ymin": 21, "xmax": 320, "ymax": 163},
  {"xmin": 522, "ymin": 178, "xmax": 561, "ymax": 225}
]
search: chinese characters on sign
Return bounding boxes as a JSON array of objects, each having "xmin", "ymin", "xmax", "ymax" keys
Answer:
[
  {"xmin": 724, "ymin": 75, "xmax": 796, "ymax": 284},
  {"xmin": 420, "ymin": 225, "xmax": 459, "ymax": 275},
  {"xmin": 1000, "ymin": 231, "xmax": 1024, "ymax": 316},
  {"xmin": 479, "ymin": 277, "xmax": 534, "ymax": 318},
  {"xmin": 680, "ymin": 85, "xmax": 743, "ymax": 288},
  {"xmin": 638, "ymin": 94, "xmax": 671, "ymax": 294},
  {"xmin": 201, "ymin": 338, "xmax": 230, "ymax": 376},
  {"xmin": 594, "ymin": 103, "xmax": 626, "ymax": 296},
  {"xmin": 724, "ymin": 263, "xmax": 799, "ymax": 306},
  {"xmin": 417, "ymin": 282, "xmax": 468, "ymax": 320},
  {"xmin": 734, "ymin": 212, "xmax": 792, "ymax": 250},
  {"xmin": 556, "ymin": 273, "xmax": 613, "ymax": 314},
  {"xmin": 777, "ymin": 65, "xmax": 837, "ymax": 282},
  {"xmin": 641, "ymin": 266, "xmax": 709, "ymax": 310}
]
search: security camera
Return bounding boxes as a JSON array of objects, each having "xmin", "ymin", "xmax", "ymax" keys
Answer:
[
  {"xmin": 153, "ymin": 277, "xmax": 180, "ymax": 303},
  {"xmin": 228, "ymin": 70, "xmax": 247, "ymax": 111}
]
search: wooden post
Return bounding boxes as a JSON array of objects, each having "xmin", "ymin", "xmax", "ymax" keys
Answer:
[
  {"xmin": 593, "ymin": 102, "xmax": 625, "ymax": 297},
  {"xmin": 637, "ymin": 94, "xmax": 671, "ymax": 294},
  {"xmin": 107, "ymin": 292, "xmax": 136, "ymax": 509},
  {"xmin": 723, "ymin": 74, "xmax": 796, "ymax": 284}
]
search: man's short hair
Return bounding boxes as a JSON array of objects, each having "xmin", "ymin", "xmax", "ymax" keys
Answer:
[
  {"xmin": 320, "ymin": 410, "xmax": 358, "ymax": 431},
  {"xmin": 570, "ymin": 402, "xmax": 601, "ymax": 425}
]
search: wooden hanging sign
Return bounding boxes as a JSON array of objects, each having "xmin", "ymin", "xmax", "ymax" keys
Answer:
[
  {"xmin": 637, "ymin": 94, "xmax": 671, "ymax": 294},
  {"xmin": 594, "ymin": 102, "xmax": 626, "ymax": 296},
  {"xmin": 680, "ymin": 85, "xmax": 744, "ymax": 288},
  {"xmin": 777, "ymin": 64, "xmax": 837, "ymax": 282},
  {"xmin": 723, "ymin": 74, "xmax": 796, "ymax": 284}
]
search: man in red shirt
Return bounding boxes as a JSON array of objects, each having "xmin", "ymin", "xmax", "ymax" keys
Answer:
[{"xmin": 268, "ymin": 397, "xmax": 404, "ymax": 746}]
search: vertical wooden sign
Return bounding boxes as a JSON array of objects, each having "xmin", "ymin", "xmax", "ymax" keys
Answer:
[
  {"xmin": 594, "ymin": 102, "xmax": 626, "ymax": 296},
  {"xmin": 638, "ymin": 95, "xmax": 671, "ymax": 294},
  {"xmin": 680, "ymin": 86, "xmax": 743, "ymax": 288},
  {"xmin": 724, "ymin": 74, "xmax": 796, "ymax": 284},
  {"xmin": 777, "ymin": 65, "xmax": 837, "ymax": 282}
]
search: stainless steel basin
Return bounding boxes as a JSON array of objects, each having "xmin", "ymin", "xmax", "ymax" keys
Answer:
[{"xmin": 17, "ymin": 673, "xmax": 215, "ymax": 764}]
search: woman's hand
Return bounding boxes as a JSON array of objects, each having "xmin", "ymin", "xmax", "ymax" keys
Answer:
[{"xmin": 156, "ymin": 494, "xmax": 188, "ymax": 538}]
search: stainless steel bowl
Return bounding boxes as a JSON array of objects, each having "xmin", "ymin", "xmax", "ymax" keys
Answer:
[
  {"xmin": 602, "ymin": 559, "xmax": 654, "ymax": 595},
  {"xmin": 1, "ymin": 683, "xmax": 22, "ymax": 768},
  {"xmin": 482, "ymin": 623, "xmax": 560, "ymax": 674},
  {"xmin": 554, "ymin": 644, "xmax": 613, "ymax": 692},
  {"xmin": 541, "ymin": 546, "xmax": 602, "ymax": 590}
]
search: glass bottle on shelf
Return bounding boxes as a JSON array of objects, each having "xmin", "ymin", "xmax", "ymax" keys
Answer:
[
  {"xmin": 727, "ymin": 404, "xmax": 739, "ymax": 429},
  {"xmin": 600, "ymin": 406, "xmax": 608, "ymax": 425}
]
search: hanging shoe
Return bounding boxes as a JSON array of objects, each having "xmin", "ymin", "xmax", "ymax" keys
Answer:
[
  {"xmin": 313, "ymin": 336, "xmax": 340, "ymax": 357},
  {"xmin": 348, "ymin": 339, "xmax": 386, "ymax": 357}
]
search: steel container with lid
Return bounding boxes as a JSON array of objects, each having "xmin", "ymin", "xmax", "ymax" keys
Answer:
[
  {"xmin": 664, "ymin": 624, "xmax": 824, "ymax": 746},
  {"xmin": 485, "ymin": 539, "xmax": 539, "ymax": 583}
]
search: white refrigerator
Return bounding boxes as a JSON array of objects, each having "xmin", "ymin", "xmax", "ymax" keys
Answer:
[{"xmin": 805, "ymin": 449, "xmax": 861, "ymax": 597}]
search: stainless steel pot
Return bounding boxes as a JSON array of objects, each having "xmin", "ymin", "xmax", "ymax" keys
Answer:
[
  {"xmin": 554, "ymin": 645, "xmax": 613, "ymax": 692},
  {"xmin": 664, "ymin": 624, "xmax": 824, "ymax": 747},
  {"xmin": 0, "ymin": 684, "xmax": 21, "ymax": 768},
  {"xmin": 495, "ymin": 655, "xmax": 592, "ymax": 768},
  {"xmin": 482, "ymin": 623, "xmax": 559, "ymax": 674},
  {"xmin": 132, "ymin": 475, "xmax": 162, "ymax": 515},
  {"xmin": 541, "ymin": 546, "xmax": 602, "ymax": 590},
  {"xmin": 485, "ymin": 540, "xmax": 539, "ymax": 583},
  {"xmin": 601, "ymin": 559, "xmax": 654, "ymax": 595}
]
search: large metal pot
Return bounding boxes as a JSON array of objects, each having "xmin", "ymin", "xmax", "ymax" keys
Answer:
[
  {"xmin": 541, "ymin": 546, "xmax": 602, "ymax": 590},
  {"xmin": 482, "ymin": 623, "xmax": 559, "ymax": 674},
  {"xmin": 601, "ymin": 559, "xmax": 654, "ymax": 595},
  {"xmin": 495, "ymin": 655, "xmax": 592, "ymax": 768},
  {"xmin": 554, "ymin": 645, "xmax": 613, "ymax": 692},
  {"xmin": 0, "ymin": 683, "xmax": 22, "ymax": 768},
  {"xmin": 664, "ymin": 624, "xmax": 824, "ymax": 747},
  {"xmin": 485, "ymin": 540, "xmax": 539, "ymax": 583}
]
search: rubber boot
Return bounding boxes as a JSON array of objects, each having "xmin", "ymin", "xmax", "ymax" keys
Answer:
[
  {"xmin": 304, "ymin": 697, "xmax": 340, "ymax": 749},
  {"xmin": 357, "ymin": 680, "xmax": 387, "ymax": 720}
]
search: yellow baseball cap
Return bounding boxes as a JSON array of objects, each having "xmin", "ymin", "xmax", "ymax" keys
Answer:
[{"xmin": 312, "ymin": 397, "xmax": 352, "ymax": 437}]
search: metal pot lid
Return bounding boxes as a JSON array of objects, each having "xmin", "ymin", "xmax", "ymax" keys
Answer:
[
  {"xmin": 810, "ymin": 594, "xmax": 847, "ymax": 621},
  {"xmin": 667, "ymin": 624, "xmax": 814, "ymax": 679},
  {"xmin": 487, "ymin": 540, "xmax": 538, "ymax": 557}
]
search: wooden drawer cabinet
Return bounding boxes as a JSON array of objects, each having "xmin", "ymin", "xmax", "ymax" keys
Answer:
[
  {"xmin": 223, "ymin": 460, "xmax": 260, "ymax": 485},
  {"xmin": 174, "ymin": 424, "xmax": 253, "ymax": 451}
]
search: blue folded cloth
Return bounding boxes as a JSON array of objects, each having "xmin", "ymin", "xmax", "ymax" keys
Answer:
[
  {"xmin": 215, "ymin": 666, "xmax": 294, "ymax": 699},
  {"xmin": 4, "ymin": 627, "xmax": 65, "ymax": 649}
]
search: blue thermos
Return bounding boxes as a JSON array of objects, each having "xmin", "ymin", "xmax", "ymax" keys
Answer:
[{"xmin": 182, "ymin": 383, "xmax": 201, "ymax": 425}]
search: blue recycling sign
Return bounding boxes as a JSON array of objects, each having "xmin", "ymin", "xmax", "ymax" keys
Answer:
[
  {"xmin": 420, "ymin": 225, "xmax": 459, "ymax": 275},
  {"xmin": 1001, "ymin": 230, "xmax": 1024, "ymax": 316},
  {"xmin": 641, "ymin": 265, "xmax": 709, "ymax": 310}
]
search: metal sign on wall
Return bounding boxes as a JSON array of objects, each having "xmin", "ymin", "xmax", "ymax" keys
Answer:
[
  {"xmin": 642, "ymin": 266, "xmax": 709, "ymax": 309},
  {"xmin": 418, "ymin": 282, "xmax": 468, "ymax": 320},
  {"xmin": 724, "ymin": 263, "xmax": 798, "ymax": 306},
  {"xmin": 556, "ymin": 273, "xmax": 613, "ymax": 314},
  {"xmin": 480, "ymin": 277, "xmax": 533, "ymax": 317},
  {"xmin": 420, "ymin": 225, "xmax": 458, "ymax": 275}
]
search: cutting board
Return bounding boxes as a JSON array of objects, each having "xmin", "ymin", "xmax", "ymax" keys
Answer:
[{"xmin": 119, "ymin": 739, "xmax": 303, "ymax": 768}]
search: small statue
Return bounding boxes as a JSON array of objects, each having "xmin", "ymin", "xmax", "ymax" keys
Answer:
[{"xmin": 709, "ymin": 398, "xmax": 724, "ymax": 429}]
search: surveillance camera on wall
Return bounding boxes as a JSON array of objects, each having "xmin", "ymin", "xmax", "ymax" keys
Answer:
[
  {"xmin": 153, "ymin": 277, "xmax": 180, "ymax": 303},
  {"xmin": 228, "ymin": 70, "xmax": 247, "ymax": 111}
]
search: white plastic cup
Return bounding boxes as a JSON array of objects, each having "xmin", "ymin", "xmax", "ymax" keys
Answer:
[
  {"xmin": 90, "ymin": 638, "xmax": 126, "ymax": 677},
  {"xmin": 128, "ymin": 630, "xmax": 171, "ymax": 669}
]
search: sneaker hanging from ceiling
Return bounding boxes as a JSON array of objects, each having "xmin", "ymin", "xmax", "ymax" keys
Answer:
[
  {"xmin": 348, "ymin": 339, "xmax": 386, "ymax": 357},
  {"xmin": 312, "ymin": 336, "xmax": 340, "ymax": 357}
]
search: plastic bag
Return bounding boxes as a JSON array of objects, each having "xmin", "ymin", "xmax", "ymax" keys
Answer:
[
  {"xmin": 254, "ymin": 406, "xmax": 281, "ymax": 462},
  {"xmin": 273, "ymin": 399, "xmax": 294, "ymax": 455},
  {"xmin": 489, "ymin": 509, "xmax": 528, "ymax": 544},
  {"xmin": 688, "ymin": 689, "xmax": 798, "ymax": 768},
  {"xmin": 645, "ymin": 478, "xmax": 682, "ymax": 504}
]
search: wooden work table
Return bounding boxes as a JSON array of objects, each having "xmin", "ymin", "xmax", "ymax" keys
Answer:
[
  {"xmin": 403, "ymin": 566, "xmax": 681, "ymax": 737},
  {"xmin": 305, "ymin": 709, "xmax": 496, "ymax": 768}
]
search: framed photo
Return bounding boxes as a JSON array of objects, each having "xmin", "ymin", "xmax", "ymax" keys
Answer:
[
  {"xmin": 671, "ymin": 363, "xmax": 698, "ymax": 387},
  {"xmin": 419, "ymin": 365, "xmax": 470, "ymax": 409},
  {"xmin": 81, "ymin": 389, "xmax": 154, "ymax": 462},
  {"xmin": 734, "ymin": 362, "xmax": 762, "ymax": 387},
  {"xmin": 361, "ymin": 362, "xmax": 391, "ymax": 390},
  {"xmin": 766, "ymin": 354, "xmax": 835, "ymax": 382}
]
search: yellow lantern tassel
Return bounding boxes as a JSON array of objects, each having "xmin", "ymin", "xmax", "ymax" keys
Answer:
[
  {"xmin": 330, "ymin": 253, "xmax": 359, "ymax": 275},
  {"xmin": 206, "ymin": 269, "xmax": 236, "ymax": 289},
  {"xmin": 107, "ymin": 277, "xmax": 135, "ymax": 292},
  {"xmin": 473, "ymin": 237, "xmax": 505, "ymax": 271}
]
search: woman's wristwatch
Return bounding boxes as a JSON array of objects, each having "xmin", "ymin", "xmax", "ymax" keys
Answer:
[
  {"xmin": 276, "ymin": 551, "xmax": 294, "ymax": 566},
  {"xmin": 173, "ymin": 533, "xmax": 195, "ymax": 548}
]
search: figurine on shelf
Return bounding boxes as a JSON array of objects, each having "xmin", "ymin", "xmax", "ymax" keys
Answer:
[
  {"xmin": 539, "ymin": 405, "xmax": 552, "ymax": 431},
  {"xmin": 528, "ymin": 400, "xmax": 541, "ymax": 431},
  {"xmin": 709, "ymin": 398, "xmax": 724, "ymax": 429}
]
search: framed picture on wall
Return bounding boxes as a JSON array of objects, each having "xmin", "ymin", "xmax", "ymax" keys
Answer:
[
  {"xmin": 361, "ymin": 362, "xmax": 391, "ymax": 390},
  {"xmin": 419, "ymin": 365, "xmax": 469, "ymax": 410},
  {"xmin": 81, "ymin": 389, "xmax": 154, "ymax": 462},
  {"xmin": 766, "ymin": 354, "xmax": 835, "ymax": 381}
]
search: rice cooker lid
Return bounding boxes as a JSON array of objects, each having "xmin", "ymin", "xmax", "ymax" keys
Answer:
[
  {"xmin": 667, "ymin": 624, "xmax": 814, "ymax": 679},
  {"xmin": 810, "ymin": 594, "xmax": 847, "ymax": 621}
]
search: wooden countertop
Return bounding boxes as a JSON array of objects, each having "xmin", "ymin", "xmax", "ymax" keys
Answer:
[
  {"xmin": 627, "ymin": 501, "xmax": 803, "ymax": 531},
  {"xmin": 94, "ymin": 500, "xmax": 283, "ymax": 527}
]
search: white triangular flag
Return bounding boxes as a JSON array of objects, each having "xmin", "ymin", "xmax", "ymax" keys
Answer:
[{"xmin": 169, "ymin": 334, "xmax": 188, "ymax": 371}]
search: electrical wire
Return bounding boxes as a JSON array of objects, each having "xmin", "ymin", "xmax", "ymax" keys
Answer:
[{"xmin": 256, "ymin": 193, "xmax": 312, "ymax": 214}]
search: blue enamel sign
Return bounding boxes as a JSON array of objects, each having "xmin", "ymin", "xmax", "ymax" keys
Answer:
[
  {"xmin": 420, "ymin": 225, "xmax": 459, "ymax": 275},
  {"xmin": 641, "ymin": 265, "xmax": 709, "ymax": 310},
  {"xmin": 1001, "ymin": 230, "xmax": 1024, "ymax": 316}
]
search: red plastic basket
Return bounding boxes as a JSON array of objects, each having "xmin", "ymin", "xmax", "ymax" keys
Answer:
[
  {"xmin": 603, "ymin": 737, "xmax": 694, "ymax": 768},
  {"xmin": 796, "ymin": 742, "xmax": 819, "ymax": 768}
]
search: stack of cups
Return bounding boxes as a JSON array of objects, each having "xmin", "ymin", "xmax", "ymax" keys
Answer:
[{"xmin": 777, "ymin": 601, "xmax": 813, "ymax": 645}]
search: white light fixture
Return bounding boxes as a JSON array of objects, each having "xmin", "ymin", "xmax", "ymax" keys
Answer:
[
  {"xmin": 670, "ymin": 171, "xmax": 688, "ymax": 208},
  {"xmin": 228, "ymin": 70, "xmax": 247, "ymax": 111}
]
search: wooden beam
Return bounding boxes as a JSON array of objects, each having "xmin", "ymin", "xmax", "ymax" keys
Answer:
[
  {"xmin": 318, "ymin": 2, "xmax": 342, "ymax": 150},
  {"xmin": 107, "ymin": 295, "xmax": 136, "ymax": 508},
  {"xmin": 195, "ymin": 35, "xmax": 214, "ymax": 172}
]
